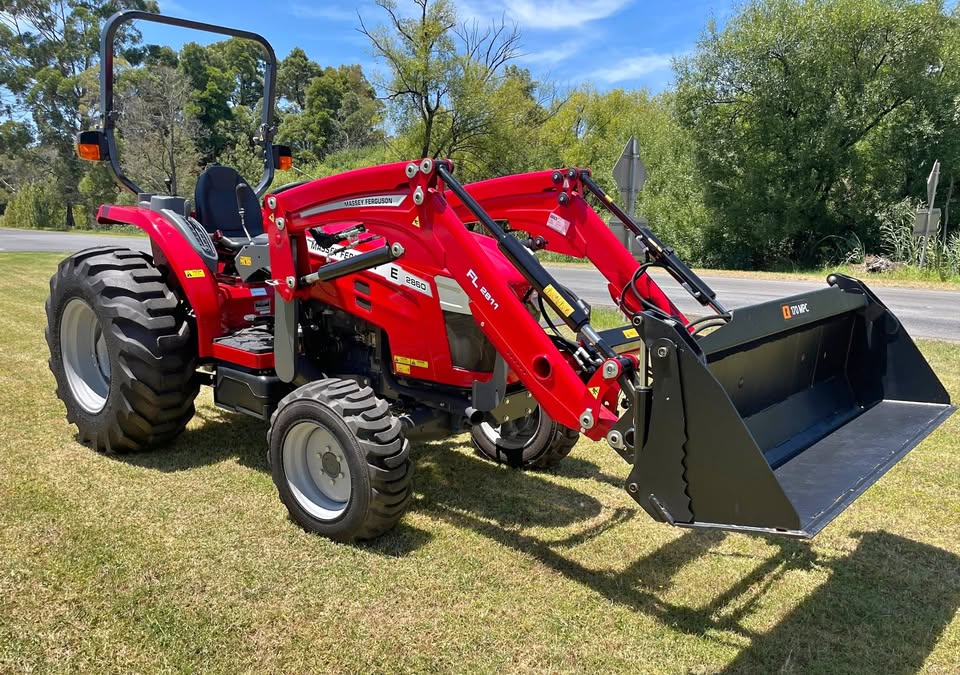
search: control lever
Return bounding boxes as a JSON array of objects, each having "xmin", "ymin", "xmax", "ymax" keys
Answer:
[
  {"xmin": 309, "ymin": 224, "xmax": 366, "ymax": 250},
  {"xmin": 234, "ymin": 183, "xmax": 256, "ymax": 244}
]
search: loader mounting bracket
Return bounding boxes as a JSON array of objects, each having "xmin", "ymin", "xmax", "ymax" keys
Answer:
[{"xmin": 624, "ymin": 318, "xmax": 697, "ymax": 524}]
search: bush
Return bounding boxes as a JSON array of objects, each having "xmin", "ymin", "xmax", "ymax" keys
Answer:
[{"xmin": 0, "ymin": 183, "xmax": 83, "ymax": 230}]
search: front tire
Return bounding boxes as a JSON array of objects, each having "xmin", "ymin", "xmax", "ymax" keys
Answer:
[
  {"xmin": 45, "ymin": 247, "xmax": 199, "ymax": 452},
  {"xmin": 471, "ymin": 406, "xmax": 579, "ymax": 469},
  {"xmin": 268, "ymin": 379, "xmax": 413, "ymax": 541}
]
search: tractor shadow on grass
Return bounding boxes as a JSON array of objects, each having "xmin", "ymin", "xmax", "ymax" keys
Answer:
[
  {"xmin": 116, "ymin": 412, "xmax": 960, "ymax": 671},
  {"xmin": 414, "ymin": 442, "xmax": 960, "ymax": 673},
  {"xmin": 116, "ymin": 407, "xmax": 270, "ymax": 473}
]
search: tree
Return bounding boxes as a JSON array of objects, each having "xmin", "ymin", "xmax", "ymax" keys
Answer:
[
  {"xmin": 276, "ymin": 64, "xmax": 382, "ymax": 164},
  {"xmin": 675, "ymin": 0, "xmax": 957, "ymax": 267},
  {"xmin": 360, "ymin": 0, "xmax": 521, "ymax": 162},
  {"xmin": 537, "ymin": 88, "xmax": 709, "ymax": 260},
  {"xmin": 278, "ymin": 47, "xmax": 322, "ymax": 110},
  {"xmin": 0, "ymin": 0, "xmax": 158, "ymax": 227},
  {"xmin": 116, "ymin": 65, "xmax": 203, "ymax": 196}
]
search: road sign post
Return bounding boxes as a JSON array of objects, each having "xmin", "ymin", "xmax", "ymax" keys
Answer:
[{"xmin": 918, "ymin": 160, "xmax": 941, "ymax": 267}]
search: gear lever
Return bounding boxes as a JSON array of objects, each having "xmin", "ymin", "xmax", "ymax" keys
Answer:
[{"xmin": 234, "ymin": 183, "xmax": 256, "ymax": 244}]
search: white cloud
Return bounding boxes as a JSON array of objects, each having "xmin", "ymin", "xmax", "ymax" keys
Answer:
[
  {"xmin": 460, "ymin": 0, "xmax": 632, "ymax": 31},
  {"xmin": 518, "ymin": 39, "xmax": 588, "ymax": 65},
  {"xmin": 589, "ymin": 52, "xmax": 674, "ymax": 83},
  {"xmin": 289, "ymin": 3, "xmax": 358, "ymax": 22}
]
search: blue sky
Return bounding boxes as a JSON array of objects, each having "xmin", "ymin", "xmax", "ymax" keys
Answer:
[{"xmin": 151, "ymin": 0, "xmax": 737, "ymax": 93}]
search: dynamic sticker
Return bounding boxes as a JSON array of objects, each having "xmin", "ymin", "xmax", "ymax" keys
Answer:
[
  {"xmin": 782, "ymin": 302, "xmax": 810, "ymax": 320},
  {"xmin": 546, "ymin": 212, "xmax": 571, "ymax": 235},
  {"xmin": 394, "ymin": 355, "xmax": 429, "ymax": 369},
  {"xmin": 466, "ymin": 269, "xmax": 499, "ymax": 311},
  {"xmin": 184, "ymin": 269, "xmax": 206, "ymax": 279},
  {"xmin": 543, "ymin": 283, "xmax": 575, "ymax": 317},
  {"xmin": 299, "ymin": 194, "xmax": 408, "ymax": 218},
  {"xmin": 306, "ymin": 240, "xmax": 433, "ymax": 297}
]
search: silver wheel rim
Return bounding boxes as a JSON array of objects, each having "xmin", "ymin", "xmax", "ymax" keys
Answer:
[
  {"xmin": 478, "ymin": 407, "xmax": 542, "ymax": 451},
  {"xmin": 60, "ymin": 298, "xmax": 111, "ymax": 414},
  {"xmin": 282, "ymin": 421, "xmax": 352, "ymax": 521}
]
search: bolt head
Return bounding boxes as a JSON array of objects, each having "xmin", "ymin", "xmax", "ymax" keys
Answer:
[
  {"xmin": 657, "ymin": 346, "xmax": 669, "ymax": 358},
  {"xmin": 420, "ymin": 158, "xmax": 433, "ymax": 174},
  {"xmin": 628, "ymin": 482, "xmax": 639, "ymax": 494},
  {"xmin": 503, "ymin": 415, "xmax": 510, "ymax": 422},
  {"xmin": 276, "ymin": 217, "xmax": 285, "ymax": 231},
  {"xmin": 413, "ymin": 187, "xmax": 424, "ymax": 205},
  {"xmin": 267, "ymin": 196, "xmax": 277, "ymax": 209},
  {"xmin": 405, "ymin": 163, "xmax": 418, "ymax": 178},
  {"xmin": 602, "ymin": 359, "xmax": 620, "ymax": 379},
  {"xmin": 285, "ymin": 276, "xmax": 296, "ymax": 289}
]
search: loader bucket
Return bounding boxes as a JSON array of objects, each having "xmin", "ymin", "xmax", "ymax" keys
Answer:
[{"xmin": 627, "ymin": 274, "xmax": 954, "ymax": 537}]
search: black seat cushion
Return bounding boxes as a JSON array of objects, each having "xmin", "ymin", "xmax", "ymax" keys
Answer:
[{"xmin": 194, "ymin": 165, "xmax": 265, "ymax": 239}]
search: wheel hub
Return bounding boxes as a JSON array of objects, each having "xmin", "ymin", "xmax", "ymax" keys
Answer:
[
  {"xmin": 60, "ymin": 297, "xmax": 111, "ymax": 414},
  {"xmin": 320, "ymin": 451, "xmax": 342, "ymax": 478},
  {"xmin": 283, "ymin": 421, "xmax": 353, "ymax": 521}
]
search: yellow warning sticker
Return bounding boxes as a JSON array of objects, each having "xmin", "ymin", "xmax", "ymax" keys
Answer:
[
  {"xmin": 622, "ymin": 328, "xmax": 639, "ymax": 339},
  {"xmin": 589, "ymin": 386, "xmax": 600, "ymax": 398},
  {"xmin": 184, "ymin": 269, "xmax": 206, "ymax": 279},
  {"xmin": 543, "ymin": 284, "xmax": 575, "ymax": 317},
  {"xmin": 394, "ymin": 355, "xmax": 429, "ymax": 369},
  {"xmin": 396, "ymin": 363, "xmax": 411, "ymax": 374},
  {"xmin": 268, "ymin": 213, "xmax": 276, "ymax": 222},
  {"xmin": 411, "ymin": 216, "xmax": 420, "ymax": 228},
  {"xmin": 238, "ymin": 256, "xmax": 252, "ymax": 266}
]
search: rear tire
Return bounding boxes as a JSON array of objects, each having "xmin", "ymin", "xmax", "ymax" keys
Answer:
[
  {"xmin": 268, "ymin": 379, "xmax": 413, "ymax": 541},
  {"xmin": 471, "ymin": 406, "xmax": 579, "ymax": 469},
  {"xmin": 45, "ymin": 247, "xmax": 199, "ymax": 452}
]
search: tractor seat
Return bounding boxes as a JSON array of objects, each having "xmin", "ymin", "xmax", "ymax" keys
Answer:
[{"xmin": 195, "ymin": 165, "xmax": 265, "ymax": 241}]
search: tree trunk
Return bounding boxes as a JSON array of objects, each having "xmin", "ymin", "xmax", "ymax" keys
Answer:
[
  {"xmin": 65, "ymin": 201, "xmax": 75, "ymax": 230},
  {"xmin": 421, "ymin": 113, "xmax": 433, "ymax": 159},
  {"xmin": 169, "ymin": 126, "xmax": 178, "ymax": 196}
]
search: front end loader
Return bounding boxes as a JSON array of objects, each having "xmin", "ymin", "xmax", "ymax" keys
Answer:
[{"xmin": 46, "ymin": 10, "xmax": 955, "ymax": 543}]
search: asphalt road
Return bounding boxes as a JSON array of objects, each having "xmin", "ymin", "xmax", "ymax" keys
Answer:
[
  {"xmin": 2, "ymin": 227, "xmax": 956, "ymax": 341},
  {"xmin": 548, "ymin": 265, "xmax": 958, "ymax": 342}
]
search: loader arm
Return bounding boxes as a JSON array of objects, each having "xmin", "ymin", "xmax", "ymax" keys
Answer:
[
  {"xmin": 263, "ymin": 160, "xmax": 656, "ymax": 439},
  {"xmin": 264, "ymin": 159, "xmax": 954, "ymax": 539}
]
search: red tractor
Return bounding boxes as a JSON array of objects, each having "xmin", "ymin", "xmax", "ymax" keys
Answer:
[{"xmin": 46, "ymin": 11, "xmax": 954, "ymax": 542}]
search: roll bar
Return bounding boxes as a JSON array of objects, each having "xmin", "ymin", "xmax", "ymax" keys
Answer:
[{"xmin": 99, "ymin": 10, "xmax": 279, "ymax": 197}]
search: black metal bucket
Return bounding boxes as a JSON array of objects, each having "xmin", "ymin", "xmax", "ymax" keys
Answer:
[{"xmin": 626, "ymin": 275, "xmax": 954, "ymax": 537}]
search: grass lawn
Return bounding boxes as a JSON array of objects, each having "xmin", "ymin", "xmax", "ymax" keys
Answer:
[{"xmin": 1, "ymin": 251, "xmax": 958, "ymax": 673}]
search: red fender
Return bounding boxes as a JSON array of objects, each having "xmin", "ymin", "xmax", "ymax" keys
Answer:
[{"xmin": 97, "ymin": 205, "xmax": 222, "ymax": 357}]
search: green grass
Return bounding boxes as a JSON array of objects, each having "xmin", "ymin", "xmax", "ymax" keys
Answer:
[
  {"xmin": 0, "ymin": 223, "xmax": 144, "ymax": 236},
  {"xmin": 1, "ymin": 252, "xmax": 958, "ymax": 673}
]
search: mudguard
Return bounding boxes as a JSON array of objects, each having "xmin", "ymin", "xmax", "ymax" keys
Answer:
[{"xmin": 97, "ymin": 204, "xmax": 222, "ymax": 356}]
